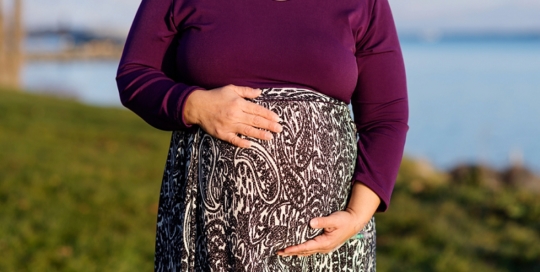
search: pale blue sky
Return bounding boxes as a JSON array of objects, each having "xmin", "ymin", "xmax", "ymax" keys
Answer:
[{"xmin": 10, "ymin": 0, "xmax": 540, "ymax": 34}]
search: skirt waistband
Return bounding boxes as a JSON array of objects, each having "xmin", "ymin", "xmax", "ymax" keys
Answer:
[{"xmin": 248, "ymin": 87, "xmax": 347, "ymax": 107}]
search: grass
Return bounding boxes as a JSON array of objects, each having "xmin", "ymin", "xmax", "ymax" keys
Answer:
[
  {"xmin": 376, "ymin": 159, "xmax": 540, "ymax": 272},
  {"xmin": 0, "ymin": 89, "xmax": 170, "ymax": 271},
  {"xmin": 1, "ymin": 89, "xmax": 539, "ymax": 271}
]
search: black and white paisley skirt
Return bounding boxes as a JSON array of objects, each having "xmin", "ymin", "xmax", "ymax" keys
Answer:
[{"xmin": 154, "ymin": 87, "xmax": 376, "ymax": 271}]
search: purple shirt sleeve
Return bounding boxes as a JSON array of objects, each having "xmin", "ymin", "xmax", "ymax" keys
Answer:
[
  {"xmin": 116, "ymin": 0, "xmax": 202, "ymax": 130},
  {"xmin": 351, "ymin": 0, "xmax": 409, "ymax": 212}
]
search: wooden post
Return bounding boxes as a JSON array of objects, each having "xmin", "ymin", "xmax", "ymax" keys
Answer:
[
  {"xmin": 0, "ymin": 0, "xmax": 6, "ymax": 86},
  {"xmin": 0, "ymin": 0, "xmax": 23, "ymax": 89},
  {"xmin": 13, "ymin": 0, "xmax": 23, "ymax": 88}
]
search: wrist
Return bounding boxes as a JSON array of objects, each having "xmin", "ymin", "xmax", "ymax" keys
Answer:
[
  {"xmin": 183, "ymin": 89, "xmax": 205, "ymax": 126},
  {"xmin": 346, "ymin": 182, "xmax": 380, "ymax": 232},
  {"xmin": 345, "ymin": 207, "xmax": 366, "ymax": 233}
]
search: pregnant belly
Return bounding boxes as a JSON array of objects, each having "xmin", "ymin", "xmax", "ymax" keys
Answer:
[{"xmin": 193, "ymin": 88, "xmax": 358, "ymax": 264}]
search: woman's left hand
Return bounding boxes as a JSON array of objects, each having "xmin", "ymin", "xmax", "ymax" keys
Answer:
[
  {"xmin": 276, "ymin": 208, "xmax": 365, "ymax": 257},
  {"xmin": 276, "ymin": 182, "xmax": 380, "ymax": 257}
]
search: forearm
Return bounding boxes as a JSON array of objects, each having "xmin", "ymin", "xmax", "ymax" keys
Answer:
[
  {"xmin": 116, "ymin": 66, "xmax": 202, "ymax": 130},
  {"xmin": 346, "ymin": 181, "xmax": 381, "ymax": 233},
  {"xmin": 351, "ymin": 0, "xmax": 408, "ymax": 212},
  {"xmin": 116, "ymin": 0, "xmax": 203, "ymax": 131}
]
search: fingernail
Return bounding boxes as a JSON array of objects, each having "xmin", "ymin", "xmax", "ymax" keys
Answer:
[
  {"xmin": 267, "ymin": 133, "xmax": 273, "ymax": 140},
  {"xmin": 276, "ymin": 125, "xmax": 283, "ymax": 133},
  {"xmin": 310, "ymin": 218, "xmax": 318, "ymax": 227}
]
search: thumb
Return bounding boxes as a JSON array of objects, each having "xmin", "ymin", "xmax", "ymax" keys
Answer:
[
  {"xmin": 235, "ymin": 86, "xmax": 262, "ymax": 99},
  {"xmin": 310, "ymin": 216, "xmax": 333, "ymax": 229}
]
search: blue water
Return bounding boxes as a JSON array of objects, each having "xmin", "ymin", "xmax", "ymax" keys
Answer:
[
  {"xmin": 22, "ymin": 40, "xmax": 540, "ymax": 171},
  {"xmin": 401, "ymin": 41, "xmax": 540, "ymax": 171},
  {"xmin": 23, "ymin": 60, "xmax": 121, "ymax": 106}
]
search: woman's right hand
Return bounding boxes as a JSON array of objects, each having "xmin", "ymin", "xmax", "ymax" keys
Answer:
[{"xmin": 183, "ymin": 84, "xmax": 283, "ymax": 148}]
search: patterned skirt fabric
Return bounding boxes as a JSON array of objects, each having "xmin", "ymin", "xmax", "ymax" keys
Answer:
[{"xmin": 154, "ymin": 88, "xmax": 376, "ymax": 271}]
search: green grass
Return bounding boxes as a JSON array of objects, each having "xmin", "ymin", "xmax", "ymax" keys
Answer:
[
  {"xmin": 376, "ymin": 159, "xmax": 540, "ymax": 272},
  {"xmin": 0, "ymin": 89, "xmax": 170, "ymax": 271},
  {"xmin": 1, "ymin": 89, "xmax": 539, "ymax": 271}
]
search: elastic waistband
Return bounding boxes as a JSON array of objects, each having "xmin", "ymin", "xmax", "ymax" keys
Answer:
[{"xmin": 249, "ymin": 87, "xmax": 347, "ymax": 107}]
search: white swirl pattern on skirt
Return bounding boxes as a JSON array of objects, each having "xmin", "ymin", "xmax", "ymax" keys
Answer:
[{"xmin": 154, "ymin": 88, "xmax": 376, "ymax": 271}]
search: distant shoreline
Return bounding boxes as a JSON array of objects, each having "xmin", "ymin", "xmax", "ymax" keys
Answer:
[{"xmin": 398, "ymin": 30, "xmax": 540, "ymax": 43}]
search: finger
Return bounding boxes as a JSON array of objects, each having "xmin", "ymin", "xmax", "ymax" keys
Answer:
[
  {"xmin": 233, "ymin": 85, "xmax": 262, "ymax": 99},
  {"xmin": 242, "ymin": 100, "xmax": 282, "ymax": 124},
  {"xmin": 241, "ymin": 113, "xmax": 282, "ymax": 134},
  {"xmin": 237, "ymin": 124, "xmax": 273, "ymax": 141},
  {"xmin": 226, "ymin": 133, "xmax": 252, "ymax": 148},
  {"xmin": 310, "ymin": 216, "xmax": 336, "ymax": 229}
]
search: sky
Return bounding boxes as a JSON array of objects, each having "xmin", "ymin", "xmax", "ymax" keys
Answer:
[{"xmin": 5, "ymin": 0, "xmax": 540, "ymax": 34}]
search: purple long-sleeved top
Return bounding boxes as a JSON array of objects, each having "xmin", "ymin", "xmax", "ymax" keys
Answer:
[{"xmin": 116, "ymin": 0, "xmax": 408, "ymax": 211}]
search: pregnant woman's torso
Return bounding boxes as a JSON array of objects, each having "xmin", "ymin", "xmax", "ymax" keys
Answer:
[{"xmin": 170, "ymin": 0, "xmax": 370, "ymax": 103}]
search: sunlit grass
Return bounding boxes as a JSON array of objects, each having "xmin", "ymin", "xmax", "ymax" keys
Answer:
[{"xmin": 0, "ymin": 89, "xmax": 170, "ymax": 271}]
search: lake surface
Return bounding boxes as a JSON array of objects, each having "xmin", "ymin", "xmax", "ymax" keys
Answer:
[{"xmin": 22, "ymin": 40, "xmax": 540, "ymax": 172}]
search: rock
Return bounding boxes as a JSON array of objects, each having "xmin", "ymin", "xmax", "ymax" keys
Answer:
[{"xmin": 502, "ymin": 166, "xmax": 540, "ymax": 192}]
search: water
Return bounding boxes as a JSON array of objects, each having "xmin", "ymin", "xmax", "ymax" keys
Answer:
[
  {"xmin": 401, "ymin": 40, "xmax": 540, "ymax": 171},
  {"xmin": 22, "ymin": 40, "xmax": 540, "ymax": 171},
  {"xmin": 23, "ymin": 60, "xmax": 121, "ymax": 106}
]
